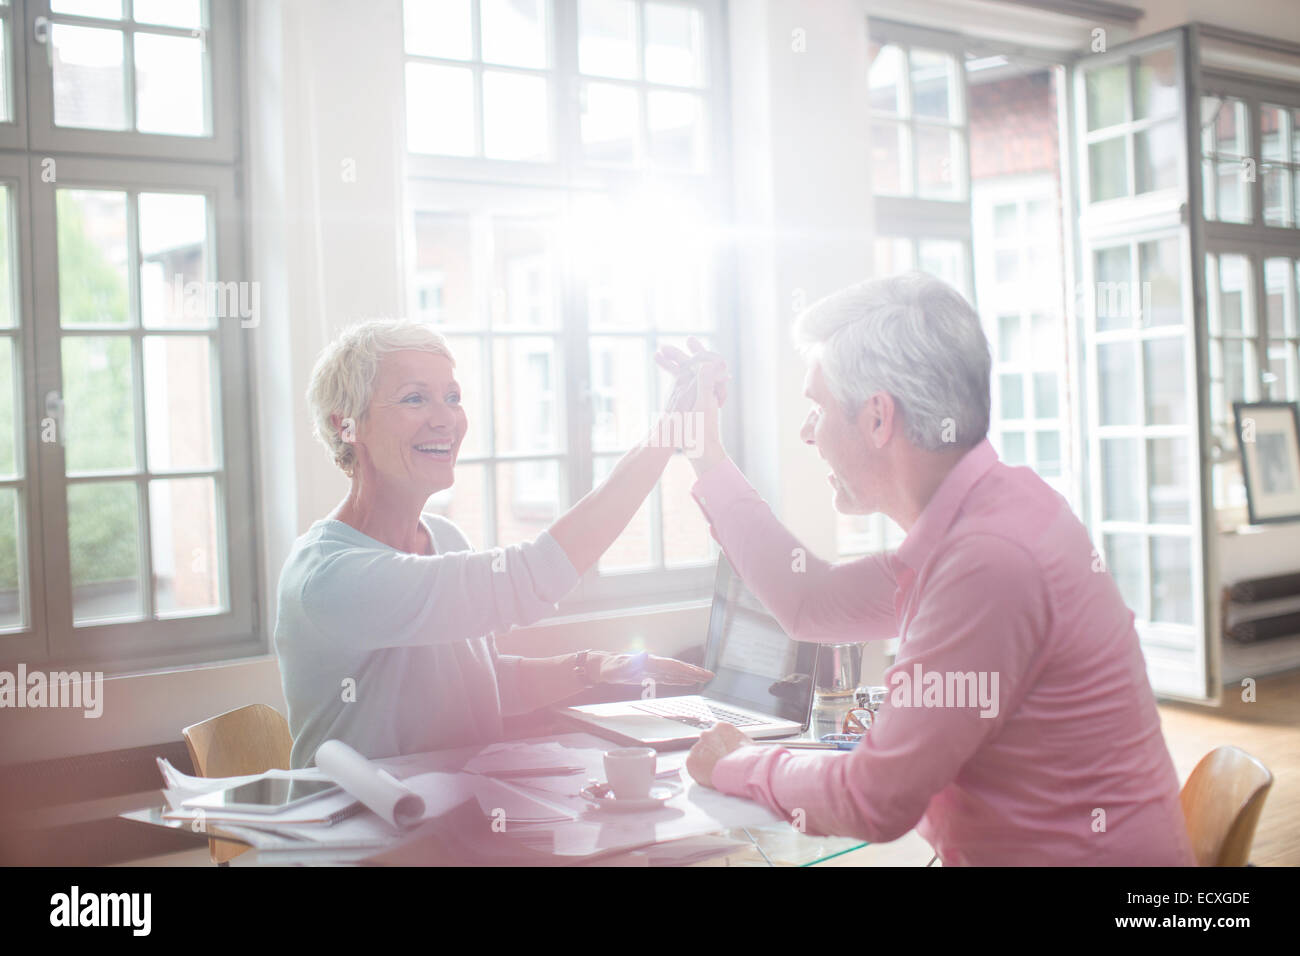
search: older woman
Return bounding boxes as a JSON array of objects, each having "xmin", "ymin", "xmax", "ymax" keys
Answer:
[{"xmin": 276, "ymin": 319, "xmax": 712, "ymax": 768}]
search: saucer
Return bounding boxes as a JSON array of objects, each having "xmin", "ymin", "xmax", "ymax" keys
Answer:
[{"xmin": 580, "ymin": 780, "xmax": 683, "ymax": 812}]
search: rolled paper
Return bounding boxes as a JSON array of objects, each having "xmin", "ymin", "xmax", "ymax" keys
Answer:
[{"xmin": 315, "ymin": 739, "xmax": 426, "ymax": 828}]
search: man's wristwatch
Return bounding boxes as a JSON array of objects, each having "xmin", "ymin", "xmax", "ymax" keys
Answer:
[{"xmin": 573, "ymin": 650, "xmax": 598, "ymax": 687}]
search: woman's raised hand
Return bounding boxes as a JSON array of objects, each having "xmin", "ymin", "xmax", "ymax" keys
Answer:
[{"xmin": 654, "ymin": 336, "xmax": 729, "ymax": 471}]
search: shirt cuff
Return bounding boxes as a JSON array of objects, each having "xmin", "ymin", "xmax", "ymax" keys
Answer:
[
  {"xmin": 689, "ymin": 456, "xmax": 750, "ymax": 518},
  {"xmin": 710, "ymin": 743, "xmax": 770, "ymax": 795}
]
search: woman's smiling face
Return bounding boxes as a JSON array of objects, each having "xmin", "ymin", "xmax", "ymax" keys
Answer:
[{"xmin": 351, "ymin": 349, "xmax": 467, "ymax": 495}]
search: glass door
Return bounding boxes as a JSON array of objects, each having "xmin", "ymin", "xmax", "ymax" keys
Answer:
[{"xmin": 1072, "ymin": 28, "xmax": 1215, "ymax": 700}]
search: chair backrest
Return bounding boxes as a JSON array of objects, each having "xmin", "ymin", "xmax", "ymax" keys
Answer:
[
  {"xmin": 182, "ymin": 704, "xmax": 293, "ymax": 864},
  {"xmin": 1179, "ymin": 745, "xmax": 1273, "ymax": 866}
]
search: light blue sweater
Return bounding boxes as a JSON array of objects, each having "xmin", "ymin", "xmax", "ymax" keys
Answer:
[{"xmin": 273, "ymin": 515, "xmax": 579, "ymax": 768}]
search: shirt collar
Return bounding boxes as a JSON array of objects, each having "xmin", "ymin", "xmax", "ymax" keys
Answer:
[{"xmin": 895, "ymin": 438, "xmax": 999, "ymax": 573}]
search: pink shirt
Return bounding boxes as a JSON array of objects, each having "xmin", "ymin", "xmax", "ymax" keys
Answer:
[{"xmin": 694, "ymin": 439, "xmax": 1195, "ymax": 866}]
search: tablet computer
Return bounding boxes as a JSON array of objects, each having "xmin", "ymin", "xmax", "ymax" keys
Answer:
[{"xmin": 182, "ymin": 778, "xmax": 341, "ymax": 814}]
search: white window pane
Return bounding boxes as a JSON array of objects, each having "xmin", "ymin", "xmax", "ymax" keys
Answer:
[
  {"xmin": 648, "ymin": 90, "xmax": 706, "ymax": 171},
  {"xmin": 1000, "ymin": 429, "xmax": 1026, "ymax": 465},
  {"xmin": 1089, "ymin": 136, "xmax": 1126, "ymax": 202},
  {"xmin": 1085, "ymin": 63, "xmax": 1126, "ymax": 131},
  {"xmin": 1217, "ymin": 254, "xmax": 1252, "ymax": 334},
  {"xmin": 52, "ymin": 0, "xmax": 122, "ymax": 17},
  {"xmin": 997, "ymin": 314, "xmax": 1022, "ymax": 362},
  {"xmin": 1144, "ymin": 337, "xmax": 1186, "ymax": 426},
  {"xmin": 411, "ymin": 213, "xmax": 478, "ymax": 326},
  {"xmin": 69, "ymin": 481, "xmax": 143, "ymax": 625},
  {"xmin": 916, "ymin": 126, "xmax": 961, "ymax": 199},
  {"xmin": 1033, "ymin": 371, "xmax": 1059, "ymax": 418},
  {"xmin": 1260, "ymin": 104, "xmax": 1286, "ymax": 163},
  {"xmin": 1093, "ymin": 245, "xmax": 1131, "ymax": 332},
  {"xmin": 135, "ymin": 32, "xmax": 206, "ymax": 136},
  {"xmin": 483, "ymin": 71, "xmax": 549, "ymax": 161},
  {"xmin": 62, "ymin": 335, "xmax": 137, "ymax": 473},
  {"xmin": 481, "ymin": 0, "xmax": 547, "ymax": 69},
  {"xmin": 133, "ymin": 0, "xmax": 202, "ymax": 29},
  {"xmin": 0, "ymin": 21, "xmax": 10, "ymax": 124},
  {"xmin": 644, "ymin": 3, "xmax": 704, "ymax": 87},
  {"xmin": 1148, "ymin": 437, "xmax": 1190, "ymax": 524},
  {"xmin": 406, "ymin": 62, "xmax": 475, "ymax": 156},
  {"xmin": 998, "ymin": 372, "xmax": 1023, "ymax": 419},
  {"xmin": 1031, "ymin": 312, "xmax": 1058, "ymax": 355},
  {"xmin": 0, "ymin": 187, "xmax": 13, "ymax": 328},
  {"xmin": 1264, "ymin": 258, "xmax": 1287, "ymax": 339},
  {"xmin": 579, "ymin": 0, "xmax": 637, "ymax": 79},
  {"xmin": 491, "ymin": 219, "xmax": 556, "ymax": 328},
  {"xmin": 871, "ymin": 122, "xmax": 906, "ymax": 195},
  {"xmin": 1098, "ymin": 341, "xmax": 1138, "ymax": 426},
  {"xmin": 1262, "ymin": 166, "xmax": 1288, "ymax": 227},
  {"xmin": 1035, "ymin": 430, "xmax": 1061, "ymax": 476},
  {"xmin": 139, "ymin": 192, "xmax": 211, "ymax": 328},
  {"xmin": 917, "ymin": 239, "xmax": 965, "ymax": 294},
  {"xmin": 868, "ymin": 44, "xmax": 903, "ymax": 115},
  {"xmin": 52, "ymin": 24, "xmax": 127, "ymax": 130},
  {"xmin": 1104, "ymin": 533, "xmax": 1144, "ymax": 616},
  {"xmin": 1150, "ymin": 536, "xmax": 1192, "ymax": 624},
  {"xmin": 1135, "ymin": 121, "xmax": 1179, "ymax": 194},
  {"xmin": 1134, "ymin": 48, "xmax": 1178, "ymax": 121},
  {"xmin": 403, "ymin": 0, "xmax": 472, "ymax": 60},
  {"xmin": 57, "ymin": 190, "xmax": 130, "ymax": 327},
  {"xmin": 581, "ymin": 81, "xmax": 638, "ymax": 164},
  {"xmin": 0, "ymin": 488, "xmax": 22, "ymax": 629},
  {"xmin": 149, "ymin": 477, "xmax": 222, "ymax": 616},
  {"xmin": 992, "ymin": 203, "xmax": 1017, "ymax": 237},
  {"xmin": 1215, "ymin": 160, "xmax": 1250, "ymax": 224},
  {"xmin": 1138, "ymin": 237, "xmax": 1181, "ymax": 327},
  {"xmin": 493, "ymin": 337, "xmax": 559, "ymax": 453},
  {"xmin": 1101, "ymin": 437, "xmax": 1140, "ymax": 521},
  {"xmin": 910, "ymin": 49, "xmax": 957, "ymax": 122},
  {"xmin": 1214, "ymin": 97, "xmax": 1247, "ymax": 157},
  {"xmin": 0, "ymin": 338, "xmax": 14, "ymax": 477},
  {"xmin": 144, "ymin": 336, "xmax": 216, "ymax": 472}
]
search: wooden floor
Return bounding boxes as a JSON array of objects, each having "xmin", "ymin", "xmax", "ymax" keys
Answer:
[{"xmin": 825, "ymin": 667, "xmax": 1300, "ymax": 867}]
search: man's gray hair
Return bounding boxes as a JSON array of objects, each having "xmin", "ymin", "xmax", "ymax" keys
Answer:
[{"xmin": 793, "ymin": 272, "xmax": 991, "ymax": 450}]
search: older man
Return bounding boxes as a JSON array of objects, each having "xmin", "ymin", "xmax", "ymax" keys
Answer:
[{"xmin": 657, "ymin": 272, "xmax": 1194, "ymax": 866}]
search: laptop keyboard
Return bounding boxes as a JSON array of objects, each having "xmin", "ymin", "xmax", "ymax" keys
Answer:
[{"xmin": 633, "ymin": 697, "xmax": 766, "ymax": 728}]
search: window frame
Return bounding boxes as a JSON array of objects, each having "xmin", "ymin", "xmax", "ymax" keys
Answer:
[
  {"xmin": 0, "ymin": 0, "xmax": 30, "ymax": 150},
  {"xmin": 24, "ymin": 0, "xmax": 239, "ymax": 163},
  {"xmin": 0, "ymin": 151, "xmax": 44, "ymax": 662},
  {"xmin": 401, "ymin": 0, "xmax": 737, "ymax": 613}
]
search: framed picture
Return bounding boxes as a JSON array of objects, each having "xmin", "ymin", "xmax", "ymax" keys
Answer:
[{"xmin": 1233, "ymin": 401, "xmax": 1300, "ymax": 524}]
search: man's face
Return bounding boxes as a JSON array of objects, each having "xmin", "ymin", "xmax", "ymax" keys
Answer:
[{"xmin": 799, "ymin": 360, "xmax": 879, "ymax": 515}]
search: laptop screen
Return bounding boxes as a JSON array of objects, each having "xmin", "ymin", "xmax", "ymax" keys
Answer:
[{"xmin": 701, "ymin": 556, "xmax": 818, "ymax": 725}]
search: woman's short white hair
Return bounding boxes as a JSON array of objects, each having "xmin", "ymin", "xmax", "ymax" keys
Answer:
[
  {"xmin": 307, "ymin": 319, "xmax": 455, "ymax": 475},
  {"xmin": 793, "ymin": 272, "xmax": 991, "ymax": 450}
]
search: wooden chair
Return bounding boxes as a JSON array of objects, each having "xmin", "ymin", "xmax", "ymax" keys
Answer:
[
  {"xmin": 182, "ymin": 703, "xmax": 294, "ymax": 865},
  {"xmin": 1179, "ymin": 745, "xmax": 1273, "ymax": 866}
]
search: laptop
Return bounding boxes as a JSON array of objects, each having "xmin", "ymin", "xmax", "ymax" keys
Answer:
[{"xmin": 555, "ymin": 556, "xmax": 817, "ymax": 750}]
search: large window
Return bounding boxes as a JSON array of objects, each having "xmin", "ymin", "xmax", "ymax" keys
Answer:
[
  {"xmin": 0, "ymin": 0, "xmax": 254, "ymax": 671},
  {"xmin": 403, "ymin": 0, "xmax": 728, "ymax": 606}
]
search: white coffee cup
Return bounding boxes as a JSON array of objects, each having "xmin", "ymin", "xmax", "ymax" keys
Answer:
[{"xmin": 603, "ymin": 747, "xmax": 657, "ymax": 800}]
